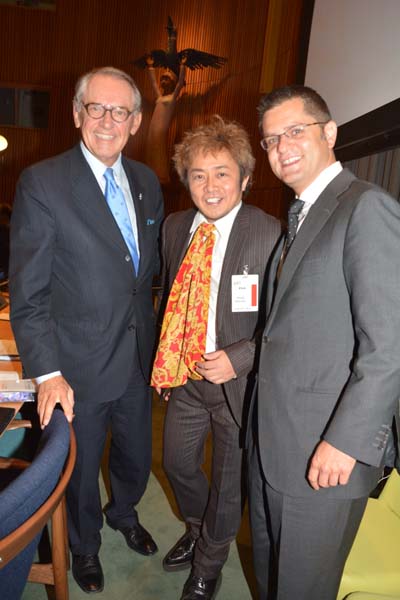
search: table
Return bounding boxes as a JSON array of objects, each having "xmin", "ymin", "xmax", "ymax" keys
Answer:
[{"xmin": 0, "ymin": 304, "xmax": 29, "ymax": 438}]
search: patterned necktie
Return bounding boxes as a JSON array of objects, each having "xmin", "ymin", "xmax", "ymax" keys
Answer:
[
  {"xmin": 286, "ymin": 198, "xmax": 305, "ymax": 249},
  {"xmin": 151, "ymin": 222, "xmax": 216, "ymax": 388},
  {"xmin": 104, "ymin": 167, "xmax": 140, "ymax": 274}
]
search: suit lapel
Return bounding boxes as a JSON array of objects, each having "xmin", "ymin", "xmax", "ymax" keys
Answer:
[
  {"xmin": 216, "ymin": 205, "xmax": 249, "ymax": 321},
  {"xmin": 168, "ymin": 210, "xmax": 196, "ymax": 280},
  {"xmin": 268, "ymin": 169, "xmax": 355, "ymax": 324},
  {"xmin": 69, "ymin": 146, "xmax": 130, "ymax": 255},
  {"xmin": 123, "ymin": 158, "xmax": 148, "ymax": 280},
  {"xmin": 69, "ymin": 146, "xmax": 134, "ymax": 258},
  {"xmin": 266, "ymin": 235, "xmax": 285, "ymax": 313}
]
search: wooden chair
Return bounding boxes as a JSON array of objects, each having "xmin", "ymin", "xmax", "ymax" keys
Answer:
[{"xmin": 0, "ymin": 411, "xmax": 76, "ymax": 600}]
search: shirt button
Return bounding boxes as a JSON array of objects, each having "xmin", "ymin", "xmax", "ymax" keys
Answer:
[
  {"xmin": 262, "ymin": 336, "xmax": 270, "ymax": 343},
  {"xmin": 125, "ymin": 255, "xmax": 131, "ymax": 262}
]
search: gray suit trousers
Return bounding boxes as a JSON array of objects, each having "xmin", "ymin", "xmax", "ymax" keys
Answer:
[
  {"xmin": 163, "ymin": 378, "xmax": 244, "ymax": 579},
  {"xmin": 248, "ymin": 441, "xmax": 367, "ymax": 600}
]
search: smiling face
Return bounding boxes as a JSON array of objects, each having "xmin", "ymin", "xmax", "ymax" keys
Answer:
[
  {"xmin": 261, "ymin": 97, "xmax": 337, "ymax": 196},
  {"xmin": 73, "ymin": 74, "xmax": 142, "ymax": 166},
  {"xmin": 187, "ymin": 149, "xmax": 249, "ymax": 222}
]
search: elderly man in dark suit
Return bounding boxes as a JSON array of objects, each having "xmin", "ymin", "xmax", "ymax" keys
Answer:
[
  {"xmin": 9, "ymin": 67, "xmax": 163, "ymax": 594},
  {"xmin": 151, "ymin": 116, "xmax": 281, "ymax": 600},
  {"xmin": 249, "ymin": 85, "xmax": 400, "ymax": 600}
]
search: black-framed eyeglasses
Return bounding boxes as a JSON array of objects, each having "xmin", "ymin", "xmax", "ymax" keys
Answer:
[
  {"xmin": 260, "ymin": 121, "xmax": 329, "ymax": 152},
  {"xmin": 83, "ymin": 103, "xmax": 134, "ymax": 123}
]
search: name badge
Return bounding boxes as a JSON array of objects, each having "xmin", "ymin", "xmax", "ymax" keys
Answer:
[{"xmin": 231, "ymin": 273, "xmax": 259, "ymax": 312}]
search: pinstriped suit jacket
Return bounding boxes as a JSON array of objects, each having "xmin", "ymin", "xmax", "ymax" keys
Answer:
[{"xmin": 159, "ymin": 203, "xmax": 281, "ymax": 427}]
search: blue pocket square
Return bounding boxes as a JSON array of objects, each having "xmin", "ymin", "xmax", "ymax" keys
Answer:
[{"xmin": 146, "ymin": 218, "xmax": 155, "ymax": 226}]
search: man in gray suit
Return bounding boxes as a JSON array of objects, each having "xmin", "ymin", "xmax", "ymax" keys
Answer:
[
  {"xmin": 10, "ymin": 67, "xmax": 163, "ymax": 593},
  {"xmin": 152, "ymin": 116, "xmax": 280, "ymax": 599},
  {"xmin": 249, "ymin": 84, "xmax": 400, "ymax": 600}
]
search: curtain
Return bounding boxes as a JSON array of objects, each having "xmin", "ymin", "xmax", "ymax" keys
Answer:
[{"xmin": 345, "ymin": 148, "xmax": 400, "ymax": 201}]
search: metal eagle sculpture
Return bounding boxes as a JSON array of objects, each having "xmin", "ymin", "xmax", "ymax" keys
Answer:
[{"xmin": 133, "ymin": 16, "xmax": 227, "ymax": 78}]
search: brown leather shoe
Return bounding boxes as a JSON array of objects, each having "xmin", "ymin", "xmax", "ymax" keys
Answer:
[
  {"xmin": 72, "ymin": 554, "xmax": 104, "ymax": 594},
  {"xmin": 181, "ymin": 571, "xmax": 222, "ymax": 599},
  {"xmin": 163, "ymin": 530, "xmax": 197, "ymax": 571}
]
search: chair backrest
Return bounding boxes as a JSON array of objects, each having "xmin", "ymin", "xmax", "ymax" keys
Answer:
[{"xmin": 0, "ymin": 410, "xmax": 74, "ymax": 600}]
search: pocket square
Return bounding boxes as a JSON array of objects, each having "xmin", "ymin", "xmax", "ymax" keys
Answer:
[{"xmin": 147, "ymin": 218, "xmax": 155, "ymax": 226}]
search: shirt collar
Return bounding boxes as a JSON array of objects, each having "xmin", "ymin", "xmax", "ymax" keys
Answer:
[
  {"xmin": 190, "ymin": 201, "xmax": 242, "ymax": 237},
  {"xmin": 298, "ymin": 161, "xmax": 343, "ymax": 207},
  {"xmin": 80, "ymin": 141, "xmax": 123, "ymax": 183}
]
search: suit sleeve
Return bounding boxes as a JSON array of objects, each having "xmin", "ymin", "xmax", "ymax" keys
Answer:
[
  {"xmin": 223, "ymin": 338, "xmax": 256, "ymax": 378},
  {"xmin": 324, "ymin": 188, "xmax": 400, "ymax": 466},
  {"xmin": 9, "ymin": 168, "xmax": 60, "ymax": 378}
]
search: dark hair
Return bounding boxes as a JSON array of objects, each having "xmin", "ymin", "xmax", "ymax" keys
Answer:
[
  {"xmin": 257, "ymin": 85, "xmax": 332, "ymax": 132},
  {"xmin": 173, "ymin": 115, "xmax": 255, "ymax": 192}
]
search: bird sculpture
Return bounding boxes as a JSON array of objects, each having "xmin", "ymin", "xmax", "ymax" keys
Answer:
[{"xmin": 133, "ymin": 16, "xmax": 227, "ymax": 78}]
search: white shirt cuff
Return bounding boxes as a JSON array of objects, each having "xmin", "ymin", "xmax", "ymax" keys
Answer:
[{"xmin": 36, "ymin": 371, "xmax": 62, "ymax": 384}]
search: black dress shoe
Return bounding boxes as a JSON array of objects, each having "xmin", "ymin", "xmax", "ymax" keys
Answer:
[
  {"xmin": 163, "ymin": 530, "xmax": 197, "ymax": 571},
  {"xmin": 181, "ymin": 571, "xmax": 221, "ymax": 600},
  {"xmin": 119, "ymin": 523, "xmax": 158, "ymax": 556},
  {"xmin": 72, "ymin": 554, "xmax": 104, "ymax": 594}
]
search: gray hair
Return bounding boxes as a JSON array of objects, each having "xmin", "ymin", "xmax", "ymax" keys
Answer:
[{"xmin": 73, "ymin": 66, "xmax": 142, "ymax": 113}]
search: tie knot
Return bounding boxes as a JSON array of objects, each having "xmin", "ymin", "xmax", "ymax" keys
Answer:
[
  {"xmin": 104, "ymin": 167, "xmax": 116, "ymax": 184},
  {"xmin": 288, "ymin": 198, "xmax": 305, "ymax": 216},
  {"xmin": 198, "ymin": 222, "xmax": 216, "ymax": 236}
]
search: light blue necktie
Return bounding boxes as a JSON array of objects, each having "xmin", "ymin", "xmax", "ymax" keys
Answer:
[{"xmin": 104, "ymin": 167, "xmax": 140, "ymax": 274}]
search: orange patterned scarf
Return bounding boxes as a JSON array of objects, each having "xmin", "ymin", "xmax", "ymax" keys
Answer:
[{"xmin": 151, "ymin": 222, "xmax": 216, "ymax": 388}]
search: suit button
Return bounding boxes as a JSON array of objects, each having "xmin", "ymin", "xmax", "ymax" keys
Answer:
[
  {"xmin": 132, "ymin": 289, "xmax": 137, "ymax": 296},
  {"xmin": 262, "ymin": 336, "xmax": 270, "ymax": 343},
  {"xmin": 128, "ymin": 324, "xmax": 135, "ymax": 331},
  {"xmin": 125, "ymin": 255, "xmax": 131, "ymax": 262}
]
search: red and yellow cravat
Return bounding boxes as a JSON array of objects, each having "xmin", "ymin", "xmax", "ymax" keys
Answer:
[{"xmin": 151, "ymin": 222, "xmax": 216, "ymax": 388}]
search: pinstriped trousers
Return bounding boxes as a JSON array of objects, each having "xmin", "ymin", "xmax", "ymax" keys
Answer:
[{"xmin": 163, "ymin": 378, "xmax": 244, "ymax": 579}]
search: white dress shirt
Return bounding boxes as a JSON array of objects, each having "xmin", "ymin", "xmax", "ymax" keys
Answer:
[
  {"xmin": 190, "ymin": 202, "xmax": 242, "ymax": 353},
  {"xmin": 80, "ymin": 141, "xmax": 140, "ymax": 254},
  {"xmin": 297, "ymin": 161, "xmax": 343, "ymax": 231}
]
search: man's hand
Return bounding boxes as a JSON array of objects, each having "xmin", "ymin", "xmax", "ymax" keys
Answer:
[
  {"xmin": 195, "ymin": 350, "xmax": 236, "ymax": 384},
  {"xmin": 307, "ymin": 440, "xmax": 356, "ymax": 490},
  {"xmin": 37, "ymin": 375, "xmax": 74, "ymax": 429}
]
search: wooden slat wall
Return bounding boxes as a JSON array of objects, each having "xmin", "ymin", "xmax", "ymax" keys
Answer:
[{"xmin": 0, "ymin": 0, "xmax": 307, "ymax": 219}]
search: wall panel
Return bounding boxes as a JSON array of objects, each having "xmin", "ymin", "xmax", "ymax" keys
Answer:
[{"xmin": 0, "ymin": 0, "xmax": 307, "ymax": 219}]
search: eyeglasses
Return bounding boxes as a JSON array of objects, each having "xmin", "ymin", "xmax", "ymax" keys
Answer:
[
  {"xmin": 260, "ymin": 121, "xmax": 328, "ymax": 152},
  {"xmin": 83, "ymin": 103, "xmax": 134, "ymax": 123}
]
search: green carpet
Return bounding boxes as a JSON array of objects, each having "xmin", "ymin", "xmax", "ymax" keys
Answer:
[{"xmin": 21, "ymin": 470, "xmax": 253, "ymax": 599}]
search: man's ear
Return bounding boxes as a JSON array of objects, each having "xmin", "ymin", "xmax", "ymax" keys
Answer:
[
  {"xmin": 130, "ymin": 111, "xmax": 142, "ymax": 136},
  {"xmin": 323, "ymin": 120, "xmax": 337, "ymax": 149},
  {"xmin": 73, "ymin": 102, "xmax": 82, "ymax": 129}
]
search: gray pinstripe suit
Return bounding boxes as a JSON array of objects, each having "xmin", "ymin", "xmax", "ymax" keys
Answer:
[{"xmin": 160, "ymin": 203, "xmax": 281, "ymax": 579}]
